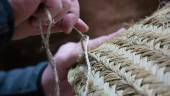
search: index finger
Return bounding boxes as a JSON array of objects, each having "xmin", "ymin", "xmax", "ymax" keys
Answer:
[{"xmin": 88, "ymin": 28, "xmax": 126, "ymax": 50}]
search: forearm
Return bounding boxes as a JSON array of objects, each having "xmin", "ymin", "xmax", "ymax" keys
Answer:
[{"xmin": 0, "ymin": 62, "xmax": 47, "ymax": 95}]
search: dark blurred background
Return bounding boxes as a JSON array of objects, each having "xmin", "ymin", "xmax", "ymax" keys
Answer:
[{"xmin": 0, "ymin": 0, "xmax": 159, "ymax": 70}]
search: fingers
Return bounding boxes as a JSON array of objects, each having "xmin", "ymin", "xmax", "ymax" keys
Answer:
[
  {"xmin": 32, "ymin": 0, "xmax": 88, "ymax": 34},
  {"xmin": 51, "ymin": 17, "xmax": 89, "ymax": 34},
  {"xmin": 31, "ymin": 4, "xmax": 69, "ymax": 30},
  {"xmin": 74, "ymin": 19, "xmax": 89, "ymax": 32},
  {"xmin": 60, "ymin": 0, "xmax": 89, "ymax": 33},
  {"xmin": 45, "ymin": 0, "xmax": 72, "ymax": 23},
  {"xmin": 34, "ymin": 0, "xmax": 70, "ymax": 24},
  {"xmin": 87, "ymin": 28, "xmax": 126, "ymax": 50},
  {"xmin": 60, "ymin": 13, "xmax": 78, "ymax": 33},
  {"xmin": 31, "ymin": 0, "xmax": 72, "ymax": 34},
  {"xmin": 52, "ymin": 0, "xmax": 71, "ymax": 23},
  {"xmin": 59, "ymin": 0, "xmax": 80, "ymax": 33},
  {"xmin": 44, "ymin": 0, "xmax": 63, "ymax": 17},
  {"xmin": 30, "ymin": 0, "xmax": 88, "ymax": 35}
]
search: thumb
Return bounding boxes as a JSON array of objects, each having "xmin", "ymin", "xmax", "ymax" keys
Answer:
[{"xmin": 74, "ymin": 19, "xmax": 89, "ymax": 33}]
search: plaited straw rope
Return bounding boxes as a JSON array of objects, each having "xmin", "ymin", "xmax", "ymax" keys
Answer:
[
  {"xmin": 68, "ymin": 56, "xmax": 141, "ymax": 96},
  {"xmin": 68, "ymin": 3, "xmax": 170, "ymax": 96},
  {"xmin": 108, "ymin": 38, "xmax": 170, "ymax": 83},
  {"xmin": 90, "ymin": 44, "xmax": 170, "ymax": 96},
  {"xmin": 88, "ymin": 57, "xmax": 140, "ymax": 96}
]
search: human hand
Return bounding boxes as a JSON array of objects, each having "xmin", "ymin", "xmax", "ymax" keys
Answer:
[
  {"xmin": 41, "ymin": 28, "xmax": 125, "ymax": 96},
  {"xmin": 9, "ymin": 0, "xmax": 89, "ymax": 40}
]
